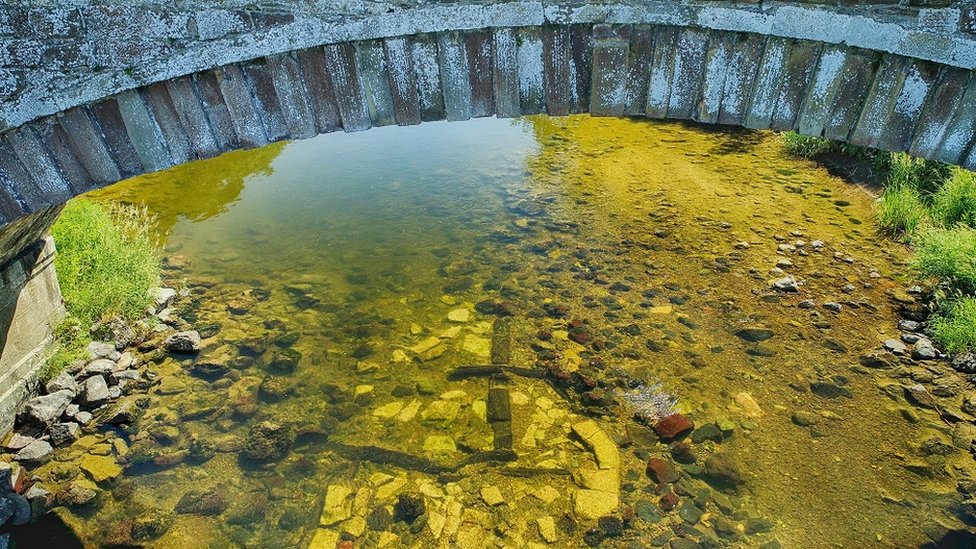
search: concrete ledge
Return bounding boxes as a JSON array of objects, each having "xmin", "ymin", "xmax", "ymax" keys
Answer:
[{"xmin": 0, "ymin": 237, "xmax": 64, "ymax": 437}]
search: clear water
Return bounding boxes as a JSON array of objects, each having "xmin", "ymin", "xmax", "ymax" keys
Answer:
[{"xmin": 40, "ymin": 116, "xmax": 975, "ymax": 548}]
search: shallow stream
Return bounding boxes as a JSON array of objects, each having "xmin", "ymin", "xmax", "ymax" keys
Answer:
[{"xmin": 31, "ymin": 116, "xmax": 976, "ymax": 548}]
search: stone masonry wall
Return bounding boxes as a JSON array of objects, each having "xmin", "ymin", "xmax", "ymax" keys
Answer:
[
  {"xmin": 2, "ymin": 1, "xmax": 976, "ymax": 132},
  {"xmin": 2, "ymin": 14, "xmax": 976, "ymax": 237}
]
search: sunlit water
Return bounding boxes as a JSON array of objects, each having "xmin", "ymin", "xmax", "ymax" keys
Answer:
[{"xmin": 37, "ymin": 116, "xmax": 975, "ymax": 548}]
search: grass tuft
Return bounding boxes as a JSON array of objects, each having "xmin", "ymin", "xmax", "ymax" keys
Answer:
[
  {"xmin": 877, "ymin": 183, "xmax": 928, "ymax": 238},
  {"xmin": 781, "ymin": 133, "xmax": 834, "ymax": 159},
  {"xmin": 911, "ymin": 227, "xmax": 976, "ymax": 297},
  {"xmin": 44, "ymin": 200, "xmax": 161, "ymax": 379},
  {"xmin": 931, "ymin": 168, "xmax": 976, "ymax": 229},
  {"xmin": 930, "ymin": 297, "xmax": 976, "ymax": 354}
]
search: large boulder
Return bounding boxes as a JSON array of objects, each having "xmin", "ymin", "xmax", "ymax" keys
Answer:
[
  {"xmin": 19, "ymin": 390, "xmax": 74, "ymax": 426},
  {"xmin": 80, "ymin": 376, "xmax": 111, "ymax": 408},
  {"xmin": 44, "ymin": 372, "xmax": 78, "ymax": 396}
]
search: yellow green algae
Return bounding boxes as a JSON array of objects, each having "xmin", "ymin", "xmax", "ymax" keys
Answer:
[{"xmin": 25, "ymin": 115, "xmax": 975, "ymax": 549}]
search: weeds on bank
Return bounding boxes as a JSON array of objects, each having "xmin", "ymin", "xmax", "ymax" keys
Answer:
[
  {"xmin": 781, "ymin": 132, "xmax": 976, "ymax": 354},
  {"xmin": 930, "ymin": 297, "xmax": 976, "ymax": 355},
  {"xmin": 876, "ymin": 184, "xmax": 928, "ymax": 238},
  {"xmin": 44, "ymin": 200, "xmax": 161, "ymax": 380}
]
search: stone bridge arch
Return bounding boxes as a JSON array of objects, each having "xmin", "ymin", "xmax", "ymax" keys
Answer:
[
  {"xmin": 1, "ymin": 1, "xmax": 976, "ymax": 236},
  {"xmin": 1, "ymin": 0, "xmax": 976, "ymax": 428}
]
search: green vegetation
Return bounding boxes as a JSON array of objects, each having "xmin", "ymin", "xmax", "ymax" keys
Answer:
[
  {"xmin": 782, "ymin": 132, "xmax": 976, "ymax": 354},
  {"xmin": 930, "ymin": 297, "xmax": 976, "ymax": 354},
  {"xmin": 44, "ymin": 200, "xmax": 161, "ymax": 379},
  {"xmin": 931, "ymin": 169, "xmax": 976, "ymax": 229},
  {"xmin": 912, "ymin": 227, "xmax": 976, "ymax": 297},
  {"xmin": 876, "ymin": 183, "xmax": 927, "ymax": 238},
  {"xmin": 781, "ymin": 132, "xmax": 835, "ymax": 159}
]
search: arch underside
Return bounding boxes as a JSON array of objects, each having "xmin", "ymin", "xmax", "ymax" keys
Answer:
[{"xmin": 1, "ymin": 23, "xmax": 975, "ymax": 236}]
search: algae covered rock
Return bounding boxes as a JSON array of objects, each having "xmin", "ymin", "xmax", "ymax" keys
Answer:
[
  {"xmin": 243, "ymin": 421, "xmax": 294, "ymax": 462},
  {"xmin": 264, "ymin": 348, "xmax": 302, "ymax": 374},
  {"xmin": 175, "ymin": 485, "xmax": 227, "ymax": 515}
]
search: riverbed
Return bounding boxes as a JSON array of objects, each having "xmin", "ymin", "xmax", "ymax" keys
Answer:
[{"xmin": 25, "ymin": 115, "xmax": 976, "ymax": 548}]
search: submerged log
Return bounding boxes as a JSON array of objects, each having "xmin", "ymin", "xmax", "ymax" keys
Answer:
[
  {"xmin": 491, "ymin": 318, "xmax": 512, "ymax": 365},
  {"xmin": 325, "ymin": 443, "xmax": 517, "ymax": 475},
  {"xmin": 448, "ymin": 365, "xmax": 546, "ymax": 381}
]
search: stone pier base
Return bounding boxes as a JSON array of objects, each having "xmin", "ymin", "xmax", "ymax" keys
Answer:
[{"xmin": 0, "ymin": 237, "xmax": 64, "ymax": 437}]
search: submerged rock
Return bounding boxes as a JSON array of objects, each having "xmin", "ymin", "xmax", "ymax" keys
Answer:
[
  {"xmin": 393, "ymin": 492, "xmax": 425, "ymax": 523},
  {"xmin": 653, "ymin": 414, "xmax": 694, "ymax": 440},
  {"xmin": 703, "ymin": 453, "xmax": 744, "ymax": 492},
  {"xmin": 54, "ymin": 481, "xmax": 97, "ymax": 507},
  {"xmin": 646, "ymin": 458, "xmax": 679, "ymax": 484},
  {"xmin": 733, "ymin": 327, "xmax": 774, "ymax": 342},
  {"xmin": 771, "ymin": 276, "xmax": 798, "ymax": 292},
  {"xmin": 243, "ymin": 421, "xmax": 294, "ymax": 462},
  {"xmin": 175, "ymin": 486, "xmax": 227, "ymax": 515},
  {"xmin": 164, "ymin": 331, "xmax": 202, "ymax": 354},
  {"xmin": 265, "ymin": 348, "xmax": 302, "ymax": 373}
]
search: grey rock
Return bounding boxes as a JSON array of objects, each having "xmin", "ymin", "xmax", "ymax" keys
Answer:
[
  {"xmin": 912, "ymin": 339, "xmax": 938, "ymax": 360},
  {"xmin": 116, "ymin": 352, "xmax": 135, "ymax": 370},
  {"xmin": 164, "ymin": 331, "xmax": 201, "ymax": 354},
  {"xmin": 108, "ymin": 386, "xmax": 121, "ymax": 399},
  {"xmin": 152, "ymin": 287, "xmax": 177, "ymax": 311},
  {"xmin": 90, "ymin": 317, "xmax": 135, "ymax": 350},
  {"xmin": 823, "ymin": 302, "xmax": 842, "ymax": 312},
  {"xmin": 0, "ymin": 493, "xmax": 30, "ymax": 526},
  {"xmin": 771, "ymin": 275, "xmax": 798, "ymax": 292},
  {"xmin": 109, "ymin": 370, "xmax": 140, "ymax": 386},
  {"xmin": 24, "ymin": 485, "xmax": 50, "ymax": 520},
  {"xmin": 80, "ymin": 376, "xmax": 111, "ymax": 407},
  {"xmin": 905, "ymin": 384, "xmax": 936, "ymax": 410},
  {"xmin": 75, "ymin": 411, "xmax": 93, "ymax": 425},
  {"xmin": 901, "ymin": 332, "xmax": 921, "ymax": 344},
  {"xmin": 64, "ymin": 404, "xmax": 80, "ymax": 418},
  {"xmin": 798, "ymin": 299, "xmax": 816, "ymax": 309},
  {"xmin": 44, "ymin": 372, "xmax": 78, "ymax": 396},
  {"xmin": 76, "ymin": 358, "xmax": 116, "ymax": 380},
  {"xmin": 4, "ymin": 434, "xmax": 34, "ymax": 451},
  {"xmin": 952, "ymin": 351, "xmax": 976, "ymax": 374},
  {"xmin": 87, "ymin": 341, "xmax": 120, "ymax": 362},
  {"xmin": 883, "ymin": 339, "xmax": 908, "ymax": 356},
  {"xmin": 898, "ymin": 319, "xmax": 922, "ymax": 332},
  {"xmin": 14, "ymin": 440, "xmax": 52, "ymax": 463},
  {"xmin": 50, "ymin": 423, "xmax": 80, "ymax": 446},
  {"xmin": 20, "ymin": 390, "xmax": 74, "ymax": 426}
]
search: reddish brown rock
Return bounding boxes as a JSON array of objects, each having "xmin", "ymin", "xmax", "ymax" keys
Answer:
[
  {"xmin": 653, "ymin": 413, "xmax": 694, "ymax": 439},
  {"xmin": 646, "ymin": 458, "xmax": 679, "ymax": 484},
  {"xmin": 659, "ymin": 491, "xmax": 679, "ymax": 511}
]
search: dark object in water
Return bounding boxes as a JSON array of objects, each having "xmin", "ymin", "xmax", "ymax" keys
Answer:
[
  {"xmin": 324, "ymin": 442, "xmax": 517, "ymax": 475},
  {"xmin": 448, "ymin": 365, "xmax": 546, "ymax": 381},
  {"xmin": 491, "ymin": 318, "xmax": 512, "ymax": 365},
  {"xmin": 394, "ymin": 492, "xmax": 425, "ymax": 523},
  {"xmin": 488, "ymin": 384, "xmax": 514, "ymax": 450},
  {"xmin": 497, "ymin": 466, "xmax": 573, "ymax": 478}
]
